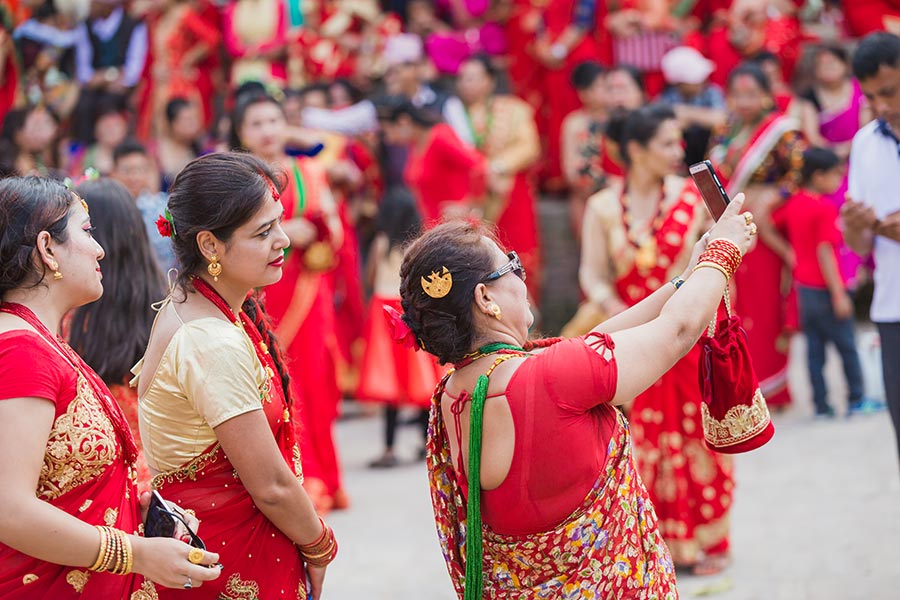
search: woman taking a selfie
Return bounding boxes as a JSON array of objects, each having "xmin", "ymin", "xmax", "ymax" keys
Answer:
[
  {"xmin": 0, "ymin": 177, "xmax": 221, "ymax": 597},
  {"xmin": 401, "ymin": 189, "xmax": 756, "ymax": 595},
  {"xmin": 580, "ymin": 105, "xmax": 736, "ymax": 575},
  {"xmin": 134, "ymin": 153, "xmax": 336, "ymax": 598}
]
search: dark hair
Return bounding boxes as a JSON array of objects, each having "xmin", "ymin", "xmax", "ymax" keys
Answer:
[
  {"xmin": 609, "ymin": 64, "xmax": 645, "ymax": 92},
  {"xmin": 330, "ymin": 78, "xmax": 365, "ymax": 104},
  {"xmin": 399, "ymin": 220, "xmax": 499, "ymax": 364},
  {"xmin": 752, "ymin": 50, "xmax": 780, "ymax": 66},
  {"xmin": 387, "ymin": 99, "xmax": 442, "ymax": 127},
  {"xmin": 800, "ymin": 146, "xmax": 841, "ymax": 183},
  {"xmin": 166, "ymin": 151, "xmax": 293, "ymax": 402},
  {"xmin": 0, "ymin": 105, "xmax": 62, "ymax": 176},
  {"xmin": 852, "ymin": 32, "xmax": 900, "ymax": 81},
  {"xmin": 113, "ymin": 138, "xmax": 149, "ymax": 164},
  {"xmin": 229, "ymin": 91, "xmax": 284, "ymax": 150},
  {"xmin": 728, "ymin": 62, "xmax": 772, "ymax": 94},
  {"xmin": 376, "ymin": 186, "xmax": 422, "ymax": 250},
  {"xmin": 165, "ymin": 97, "xmax": 193, "ymax": 126},
  {"xmin": 814, "ymin": 43, "xmax": 849, "ymax": 67},
  {"xmin": 604, "ymin": 104, "xmax": 677, "ymax": 167},
  {"xmin": 461, "ymin": 53, "xmax": 498, "ymax": 81},
  {"xmin": 68, "ymin": 179, "xmax": 165, "ymax": 383},
  {"xmin": 571, "ymin": 60, "xmax": 606, "ymax": 90},
  {"xmin": 0, "ymin": 176, "xmax": 75, "ymax": 297}
]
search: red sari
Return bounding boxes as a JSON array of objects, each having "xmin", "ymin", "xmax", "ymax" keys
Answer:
[
  {"xmin": 263, "ymin": 157, "xmax": 346, "ymax": 512},
  {"xmin": 404, "ymin": 123, "xmax": 486, "ymax": 224},
  {"xmin": 505, "ymin": 0, "xmax": 603, "ymax": 187},
  {"xmin": 585, "ymin": 177, "xmax": 735, "ymax": 564},
  {"xmin": 710, "ymin": 112, "xmax": 805, "ymax": 408},
  {"xmin": 0, "ymin": 304, "xmax": 146, "ymax": 599},
  {"xmin": 147, "ymin": 282, "xmax": 308, "ymax": 599}
]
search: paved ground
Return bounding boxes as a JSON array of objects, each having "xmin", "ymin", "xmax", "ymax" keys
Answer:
[
  {"xmin": 322, "ymin": 332, "xmax": 899, "ymax": 600},
  {"xmin": 321, "ymin": 199, "xmax": 900, "ymax": 599}
]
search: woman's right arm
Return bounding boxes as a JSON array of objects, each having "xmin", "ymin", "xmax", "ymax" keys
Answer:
[
  {"xmin": 214, "ymin": 412, "xmax": 328, "ymax": 597},
  {"xmin": 607, "ymin": 195, "xmax": 753, "ymax": 405},
  {"xmin": 0, "ymin": 397, "xmax": 221, "ymax": 588}
]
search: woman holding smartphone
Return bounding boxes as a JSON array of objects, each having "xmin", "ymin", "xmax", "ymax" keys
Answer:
[
  {"xmin": 133, "ymin": 153, "xmax": 336, "ymax": 599},
  {"xmin": 579, "ymin": 104, "xmax": 736, "ymax": 575},
  {"xmin": 0, "ymin": 177, "xmax": 221, "ymax": 597}
]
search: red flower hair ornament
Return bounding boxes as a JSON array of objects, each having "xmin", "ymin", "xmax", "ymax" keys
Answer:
[
  {"xmin": 155, "ymin": 209, "xmax": 176, "ymax": 238},
  {"xmin": 383, "ymin": 305, "xmax": 420, "ymax": 351}
]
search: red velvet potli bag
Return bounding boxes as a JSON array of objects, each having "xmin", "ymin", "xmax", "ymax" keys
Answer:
[{"xmin": 698, "ymin": 288, "xmax": 775, "ymax": 454}]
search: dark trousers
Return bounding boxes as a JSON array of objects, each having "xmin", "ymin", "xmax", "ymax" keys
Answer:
[
  {"xmin": 877, "ymin": 322, "xmax": 900, "ymax": 471},
  {"xmin": 798, "ymin": 286, "xmax": 864, "ymax": 412},
  {"xmin": 383, "ymin": 406, "xmax": 428, "ymax": 450}
]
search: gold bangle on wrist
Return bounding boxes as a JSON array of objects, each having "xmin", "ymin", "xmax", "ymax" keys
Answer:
[{"xmin": 693, "ymin": 261, "xmax": 731, "ymax": 280}]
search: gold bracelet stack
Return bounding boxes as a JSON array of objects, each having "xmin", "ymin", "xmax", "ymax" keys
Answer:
[
  {"xmin": 298, "ymin": 517, "xmax": 338, "ymax": 567},
  {"xmin": 89, "ymin": 526, "xmax": 133, "ymax": 575},
  {"xmin": 693, "ymin": 238, "xmax": 742, "ymax": 280}
]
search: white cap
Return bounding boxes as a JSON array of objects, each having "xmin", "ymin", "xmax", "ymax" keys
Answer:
[
  {"xmin": 661, "ymin": 46, "xmax": 715, "ymax": 85},
  {"xmin": 384, "ymin": 34, "xmax": 424, "ymax": 67}
]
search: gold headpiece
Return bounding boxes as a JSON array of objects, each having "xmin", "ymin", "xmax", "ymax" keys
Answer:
[{"xmin": 421, "ymin": 267, "xmax": 452, "ymax": 299}]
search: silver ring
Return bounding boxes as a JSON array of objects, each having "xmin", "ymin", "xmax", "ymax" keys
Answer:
[{"xmin": 184, "ymin": 576, "xmax": 193, "ymax": 590}]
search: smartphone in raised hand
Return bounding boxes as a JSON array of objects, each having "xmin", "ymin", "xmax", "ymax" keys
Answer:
[{"xmin": 689, "ymin": 160, "xmax": 730, "ymax": 221}]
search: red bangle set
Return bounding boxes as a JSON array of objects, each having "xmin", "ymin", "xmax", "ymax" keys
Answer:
[
  {"xmin": 298, "ymin": 517, "xmax": 338, "ymax": 567},
  {"xmin": 693, "ymin": 238, "xmax": 742, "ymax": 280}
]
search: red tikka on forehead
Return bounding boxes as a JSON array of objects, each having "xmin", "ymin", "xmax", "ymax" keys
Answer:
[{"xmin": 263, "ymin": 173, "xmax": 281, "ymax": 202}]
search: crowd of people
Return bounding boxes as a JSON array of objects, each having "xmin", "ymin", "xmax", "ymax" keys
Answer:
[{"xmin": 1, "ymin": 0, "xmax": 899, "ymax": 598}]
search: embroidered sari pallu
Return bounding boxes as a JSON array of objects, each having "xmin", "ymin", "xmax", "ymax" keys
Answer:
[{"xmin": 428, "ymin": 405, "xmax": 677, "ymax": 599}]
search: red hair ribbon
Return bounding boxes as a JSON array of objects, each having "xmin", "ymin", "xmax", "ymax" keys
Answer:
[{"xmin": 383, "ymin": 305, "xmax": 419, "ymax": 351}]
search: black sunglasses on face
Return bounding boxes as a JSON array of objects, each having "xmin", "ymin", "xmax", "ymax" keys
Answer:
[{"xmin": 482, "ymin": 251, "xmax": 526, "ymax": 283}]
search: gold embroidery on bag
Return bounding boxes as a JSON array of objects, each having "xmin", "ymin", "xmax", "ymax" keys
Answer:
[
  {"xmin": 700, "ymin": 388, "xmax": 771, "ymax": 447},
  {"xmin": 38, "ymin": 376, "xmax": 118, "ymax": 501},
  {"xmin": 65, "ymin": 570, "xmax": 90, "ymax": 593}
]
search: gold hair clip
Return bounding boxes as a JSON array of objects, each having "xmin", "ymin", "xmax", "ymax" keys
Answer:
[
  {"xmin": 72, "ymin": 192, "xmax": 89, "ymax": 215},
  {"xmin": 421, "ymin": 267, "xmax": 452, "ymax": 299}
]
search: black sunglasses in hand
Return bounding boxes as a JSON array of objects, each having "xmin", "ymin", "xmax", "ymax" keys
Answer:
[
  {"xmin": 482, "ymin": 251, "xmax": 526, "ymax": 283},
  {"xmin": 146, "ymin": 502, "xmax": 206, "ymax": 550}
]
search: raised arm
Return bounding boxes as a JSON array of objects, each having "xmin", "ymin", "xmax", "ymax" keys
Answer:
[{"xmin": 606, "ymin": 195, "xmax": 753, "ymax": 405}]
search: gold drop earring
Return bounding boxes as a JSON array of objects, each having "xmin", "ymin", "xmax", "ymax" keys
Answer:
[
  {"xmin": 51, "ymin": 261, "xmax": 62, "ymax": 281},
  {"xmin": 490, "ymin": 304, "xmax": 502, "ymax": 321},
  {"xmin": 207, "ymin": 255, "xmax": 222, "ymax": 282}
]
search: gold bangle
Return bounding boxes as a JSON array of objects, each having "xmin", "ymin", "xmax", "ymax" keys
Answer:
[
  {"xmin": 121, "ymin": 533, "xmax": 134, "ymax": 575},
  {"xmin": 89, "ymin": 526, "xmax": 109, "ymax": 572},
  {"xmin": 693, "ymin": 261, "xmax": 731, "ymax": 280}
]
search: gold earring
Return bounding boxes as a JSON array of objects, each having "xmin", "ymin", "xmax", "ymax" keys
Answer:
[
  {"xmin": 51, "ymin": 261, "xmax": 62, "ymax": 281},
  {"xmin": 490, "ymin": 304, "xmax": 502, "ymax": 321},
  {"xmin": 207, "ymin": 255, "xmax": 222, "ymax": 282}
]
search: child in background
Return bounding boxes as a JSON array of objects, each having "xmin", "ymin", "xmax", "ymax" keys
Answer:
[
  {"xmin": 773, "ymin": 147, "xmax": 880, "ymax": 417},
  {"xmin": 356, "ymin": 187, "xmax": 444, "ymax": 467}
]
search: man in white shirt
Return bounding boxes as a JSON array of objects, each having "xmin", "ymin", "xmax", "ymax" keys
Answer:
[{"xmin": 843, "ymin": 32, "xmax": 900, "ymax": 473}]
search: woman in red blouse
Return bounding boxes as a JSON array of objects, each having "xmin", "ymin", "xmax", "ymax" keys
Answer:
[
  {"xmin": 0, "ymin": 176, "xmax": 221, "ymax": 597},
  {"xmin": 399, "ymin": 203, "xmax": 756, "ymax": 597},
  {"xmin": 381, "ymin": 101, "xmax": 486, "ymax": 225}
]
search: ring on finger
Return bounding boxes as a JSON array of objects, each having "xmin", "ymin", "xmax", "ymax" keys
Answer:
[
  {"xmin": 188, "ymin": 547, "xmax": 205, "ymax": 565},
  {"xmin": 742, "ymin": 212, "xmax": 753, "ymax": 226},
  {"xmin": 184, "ymin": 576, "xmax": 193, "ymax": 590},
  {"xmin": 749, "ymin": 223, "xmax": 758, "ymax": 235}
]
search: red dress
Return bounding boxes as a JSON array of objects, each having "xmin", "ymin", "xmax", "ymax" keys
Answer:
[
  {"xmin": 404, "ymin": 123, "xmax": 486, "ymax": 224},
  {"xmin": 262, "ymin": 157, "xmax": 346, "ymax": 512},
  {"xmin": 711, "ymin": 113, "xmax": 806, "ymax": 408},
  {"xmin": 0, "ymin": 325, "xmax": 145, "ymax": 598},
  {"xmin": 428, "ymin": 336, "xmax": 677, "ymax": 597}
]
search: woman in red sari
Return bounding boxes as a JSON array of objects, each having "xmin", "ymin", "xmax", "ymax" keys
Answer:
[
  {"xmin": 581, "ymin": 105, "xmax": 735, "ymax": 575},
  {"xmin": 400, "ymin": 197, "xmax": 755, "ymax": 597},
  {"xmin": 710, "ymin": 62, "xmax": 806, "ymax": 409},
  {"xmin": 67, "ymin": 178, "xmax": 166, "ymax": 494},
  {"xmin": 457, "ymin": 55, "xmax": 542, "ymax": 302},
  {"xmin": 134, "ymin": 153, "xmax": 336, "ymax": 599},
  {"xmin": 0, "ymin": 176, "xmax": 221, "ymax": 598},
  {"xmin": 231, "ymin": 92, "xmax": 349, "ymax": 514},
  {"xmin": 381, "ymin": 101, "xmax": 486, "ymax": 225}
]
